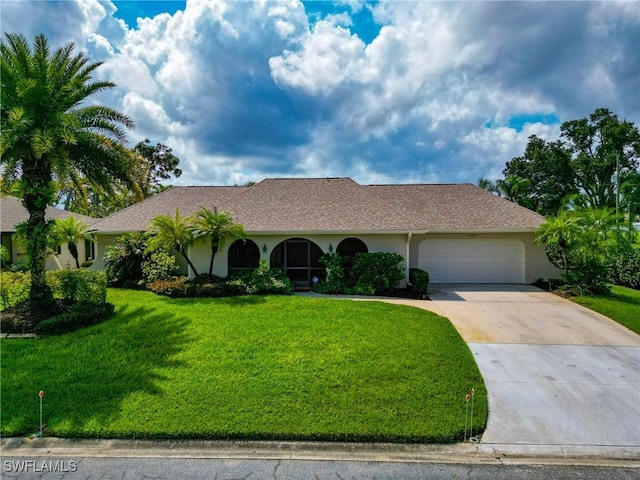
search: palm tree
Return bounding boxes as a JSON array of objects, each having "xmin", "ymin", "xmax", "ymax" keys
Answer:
[
  {"xmin": 1, "ymin": 33, "xmax": 134, "ymax": 307},
  {"xmin": 535, "ymin": 210, "xmax": 580, "ymax": 276},
  {"xmin": 192, "ymin": 206, "xmax": 247, "ymax": 277},
  {"xmin": 52, "ymin": 216, "xmax": 90, "ymax": 268},
  {"xmin": 147, "ymin": 209, "xmax": 199, "ymax": 276}
]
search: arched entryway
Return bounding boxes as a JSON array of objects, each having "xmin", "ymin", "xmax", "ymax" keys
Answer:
[
  {"xmin": 228, "ymin": 239, "xmax": 260, "ymax": 276},
  {"xmin": 270, "ymin": 238, "xmax": 325, "ymax": 287}
]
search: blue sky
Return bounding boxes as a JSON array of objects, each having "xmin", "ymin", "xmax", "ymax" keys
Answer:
[{"xmin": 1, "ymin": 0, "xmax": 638, "ymax": 186}]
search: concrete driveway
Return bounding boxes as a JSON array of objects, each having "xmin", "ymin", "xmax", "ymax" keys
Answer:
[{"xmin": 427, "ymin": 284, "xmax": 640, "ymax": 448}]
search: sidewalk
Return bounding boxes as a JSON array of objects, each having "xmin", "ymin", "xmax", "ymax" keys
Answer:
[{"xmin": 2, "ymin": 437, "xmax": 638, "ymax": 467}]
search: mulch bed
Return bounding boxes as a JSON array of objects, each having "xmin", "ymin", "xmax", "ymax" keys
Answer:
[{"xmin": 0, "ymin": 300, "xmax": 70, "ymax": 334}]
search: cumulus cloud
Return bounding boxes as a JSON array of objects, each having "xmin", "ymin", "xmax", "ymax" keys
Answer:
[{"xmin": 2, "ymin": 0, "xmax": 638, "ymax": 186}]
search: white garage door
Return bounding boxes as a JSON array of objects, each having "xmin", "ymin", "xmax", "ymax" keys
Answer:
[{"xmin": 419, "ymin": 238, "xmax": 525, "ymax": 283}]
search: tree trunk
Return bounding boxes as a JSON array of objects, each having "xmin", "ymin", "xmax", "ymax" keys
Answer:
[
  {"xmin": 209, "ymin": 243, "xmax": 219, "ymax": 277},
  {"xmin": 179, "ymin": 247, "xmax": 199, "ymax": 277},
  {"xmin": 23, "ymin": 198, "xmax": 54, "ymax": 307},
  {"xmin": 22, "ymin": 157, "xmax": 55, "ymax": 308},
  {"xmin": 69, "ymin": 243, "xmax": 80, "ymax": 268}
]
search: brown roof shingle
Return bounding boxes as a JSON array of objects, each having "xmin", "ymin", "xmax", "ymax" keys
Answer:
[
  {"xmin": 91, "ymin": 186, "xmax": 247, "ymax": 233},
  {"xmin": 90, "ymin": 178, "xmax": 546, "ymax": 234},
  {"xmin": 1, "ymin": 195, "xmax": 98, "ymax": 232},
  {"xmin": 367, "ymin": 183, "xmax": 545, "ymax": 231}
]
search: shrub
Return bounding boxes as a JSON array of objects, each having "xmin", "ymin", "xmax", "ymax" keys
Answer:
[
  {"xmin": 409, "ymin": 268, "xmax": 430, "ymax": 296},
  {"xmin": 147, "ymin": 261, "xmax": 292, "ymax": 298},
  {"xmin": 609, "ymin": 249, "xmax": 640, "ymax": 289},
  {"xmin": 316, "ymin": 253, "xmax": 348, "ymax": 294},
  {"xmin": 9, "ymin": 263, "xmax": 30, "ymax": 273},
  {"xmin": 104, "ymin": 232, "xmax": 148, "ymax": 287},
  {"xmin": 0, "ymin": 271, "xmax": 30, "ymax": 310},
  {"xmin": 142, "ymin": 250, "xmax": 179, "ymax": 284},
  {"xmin": 350, "ymin": 252, "xmax": 405, "ymax": 294},
  {"xmin": 47, "ymin": 270, "xmax": 108, "ymax": 304},
  {"xmin": 34, "ymin": 302, "xmax": 115, "ymax": 335},
  {"xmin": 147, "ymin": 277, "xmax": 190, "ymax": 297},
  {"xmin": 243, "ymin": 260, "xmax": 293, "ymax": 295}
]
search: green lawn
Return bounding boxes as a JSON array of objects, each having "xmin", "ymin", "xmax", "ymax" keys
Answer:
[
  {"xmin": 573, "ymin": 285, "xmax": 640, "ymax": 335},
  {"xmin": 0, "ymin": 289, "xmax": 486, "ymax": 442}
]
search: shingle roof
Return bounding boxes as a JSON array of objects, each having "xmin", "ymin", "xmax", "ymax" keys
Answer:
[
  {"xmin": 367, "ymin": 183, "xmax": 545, "ymax": 231},
  {"xmin": 91, "ymin": 186, "xmax": 247, "ymax": 233},
  {"xmin": 1, "ymin": 195, "xmax": 98, "ymax": 232},
  {"xmin": 90, "ymin": 178, "xmax": 546, "ymax": 234}
]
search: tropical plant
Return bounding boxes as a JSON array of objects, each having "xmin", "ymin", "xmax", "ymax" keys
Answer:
[
  {"xmin": 104, "ymin": 232, "xmax": 148, "ymax": 287},
  {"xmin": 147, "ymin": 209, "xmax": 199, "ymax": 275},
  {"xmin": 535, "ymin": 210, "xmax": 581, "ymax": 276},
  {"xmin": 192, "ymin": 206, "xmax": 247, "ymax": 276},
  {"xmin": 52, "ymin": 216, "xmax": 90, "ymax": 268},
  {"xmin": 0, "ymin": 33, "xmax": 133, "ymax": 307},
  {"xmin": 536, "ymin": 208, "xmax": 632, "ymax": 294}
]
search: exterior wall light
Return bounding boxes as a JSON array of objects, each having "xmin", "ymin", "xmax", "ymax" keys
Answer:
[
  {"xmin": 328, "ymin": 244, "xmax": 333, "ymax": 253},
  {"xmin": 262, "ymin": 244, "xmax": 267, "ymax": 253}
]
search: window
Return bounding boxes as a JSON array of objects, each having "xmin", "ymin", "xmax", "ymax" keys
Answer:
[
  {"xmin": 228, "ymin": 239, "xmax": 260, "ymax": 276},
  {"xmin": 336, "ymin": 238, "xmax": 368, "ymax": 258}
]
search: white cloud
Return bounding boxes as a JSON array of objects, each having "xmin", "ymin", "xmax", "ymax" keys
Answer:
[{"xmin": 3, "ymin": 0, "xmax": 638, "ymax": 188}]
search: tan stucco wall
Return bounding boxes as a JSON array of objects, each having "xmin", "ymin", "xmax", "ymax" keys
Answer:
[
  {"xmin": 189, "ymin": 234, "xmax": 409, "ymax": 282},
  {"xmin": 3, "ymin": 233, "xmax": 91, "ymax": 270},
  {"xmin": 409, "ymin": 232, "xmax": 561, "ymax": 283}
]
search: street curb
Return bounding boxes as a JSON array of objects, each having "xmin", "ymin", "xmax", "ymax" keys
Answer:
[{"xmin": 1, "ymin": 438, "xmax": 638, "ymax": 468}]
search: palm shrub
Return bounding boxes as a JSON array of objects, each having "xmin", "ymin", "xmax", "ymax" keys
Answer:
[
  {"xmin": 536, "ymin": 208, "xmax": 632, "ymax": 294},
  {"xmin": 52, "ymin": 216, "xmax": 91, "ymax": 268},
  {"xmin": 146, "ymin": 209, "xmax": 199, "ymax": 275},
  {"xmin": 191, "ymin": 206, "xmax": 247, "ymax": 277}
]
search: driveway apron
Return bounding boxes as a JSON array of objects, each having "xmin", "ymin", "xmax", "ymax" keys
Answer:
[{"xmin": 428, "ymin": 284, "xmax": 640, "ymax": 447}]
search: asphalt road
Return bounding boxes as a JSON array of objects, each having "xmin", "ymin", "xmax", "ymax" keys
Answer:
[{"xmin": 1, "ymin": 457, "xmax": 638, "ymax": 480}]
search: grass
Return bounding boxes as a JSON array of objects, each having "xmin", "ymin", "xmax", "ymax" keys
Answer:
[
  {"xmin": 573, "ymin": 285, "xmax": 640, "ymax": 335},
  {"xmin": 0, "ymin": 289, "xmax": 486, "ymax": 443}
]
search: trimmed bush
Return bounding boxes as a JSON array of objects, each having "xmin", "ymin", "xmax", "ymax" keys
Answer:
[
  {"xmin": 142, "ymin": 250, "xmax": 179, "ymax": 284},
  {"xmin": 244, "ymin": 259, "xmax": 293, "ymax": 295},
  {"xmin": 409, "ymin": 268, "xmax": 430, "ymax": 296},
  {"xmin": 0, "ymin": 271, "xmax": 30, "ymax": 310},
  {"xmin": 47, "ymin": 270, "xmax": 108, "ymax": 304},
  {"xmin": 350, "ymin": 252, "xmax": 405, "ymax": 294},
  {"xmin": 1, "ymin": 270, "xmax": 107, "ymax": 310},
  {"xmin": 34, "ymin": 302, "xmax": 115, "ymax": 335}
]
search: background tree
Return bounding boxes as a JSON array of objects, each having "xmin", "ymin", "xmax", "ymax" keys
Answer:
[
  {"xmin": 192, "ymin": 207, "xmax": 247, "ymax": 277},
  {"xmin": 503, "ymin": 136, "xmax": 577, "ymax": 215},
  {"xmin": 56, "ymin": 139, "xmax": 181, "ymax": 217},
  {"xmin": 52, "ymin": 216, "xmax": 90, "ymax": 269},
  {"xmin": 146, "ymin": 209, "xmax": 198, "ymax": 276},
  {"xmin": 562, "ymin": 108, "xmax": 640, "ymax": 210},
  {"xmin": 1, "ymin": 33, "xmax": 134, "ymax": 307},
  {"xmin": 496, "ymin": 109, "xmax": 639, "ymax": 217}
]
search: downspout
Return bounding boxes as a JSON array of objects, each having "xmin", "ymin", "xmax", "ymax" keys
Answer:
[{"xmin": 405, "ymin": 232, "xmax": 412, "ymax": 286}]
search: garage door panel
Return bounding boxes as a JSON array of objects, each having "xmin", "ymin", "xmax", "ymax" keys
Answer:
[{"xmin": 419, "ymin": 239, "xmax": 524, "ymax": 283}]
